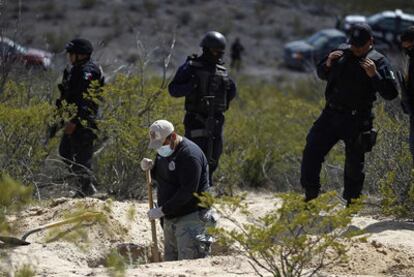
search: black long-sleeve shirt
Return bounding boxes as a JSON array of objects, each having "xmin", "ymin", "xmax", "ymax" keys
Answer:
[
  {"xmin": 152, "ymin": 138, "xmax": 210, "ymax": 219},
  {"xmin": 317, "ymin": 45, "xmax": 398, "ymax": 110}
]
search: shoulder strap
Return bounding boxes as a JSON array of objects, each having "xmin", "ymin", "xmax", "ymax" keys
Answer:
[
  {"xmin": 188, "ymin": 60, "xmax": 204, "ymax": 68},
  {"xmin": 216, "ymin": 64, "xmax": 227, "ymax": 71},
  {"xmin": 366, "ymin": 49, "xmax": 384, "ymax": 62}
]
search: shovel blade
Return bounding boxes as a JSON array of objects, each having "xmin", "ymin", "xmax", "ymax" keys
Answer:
[{"xmin": 0, "ymin": 235, "xmax": 30, "ymax": 246}]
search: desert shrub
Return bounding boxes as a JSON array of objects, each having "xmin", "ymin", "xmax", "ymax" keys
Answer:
[
  {"xmin": 95, "ymin": 75, "xmax": 183, "ymax": 198},
  {"xmin": 0, "ymin": 73, "xmax": 341, "ymax": 198},
  {"xmin": 0, "ymin": 175, "xmax": 33, "ymax": 275},
  {"xmin": 365, "ymin": 103, "xmax": 414, "ymax": 218},
  {"xmin": 178, "ymin": 10, "xmax": 192, "ymax": 26},
  {"xmin": 44, "ymin": 31, "xmax": 71, "ymax": 53},
  {"xmin": 80, "ymin": 0, "xmax": 97, "ymax": 10},
  {"xmin": 293, "ymin": 0, "xmax": 413, "ymax": 14},
  {"xmin": 38, "ymin": 1, "xmax": 55, "ymax": 13},
  {"xmin": 106, "ymin": 250, "xmax": 126, "ymax": 277},
  {"xmin": 0, "ymin": 81, "xmax": 54, "ymax": 190},
  {"xmin": 0, "ymin": 53, "xmax": 412, "ymax": 218},
  {"xmin": 142, "ymin": 0, "xmax": 159, "ymax": 17},
  {"xmin": 13, "ymin": 264, "xmax": 36, "ymax": 277},
  {"xmin": 199, "ymin": 191, "xmax": 363, "ymax": 277},
  {"xmin": 216, "ymin": 79, "xmax": 322, "ymax": 193},
  {"xmin": 0, "ymin": 175, "xmax": 33, "ymax": 233},
  {"xmin": 338, "ymin": 0, "xmax": 414, "ymax": 13}
]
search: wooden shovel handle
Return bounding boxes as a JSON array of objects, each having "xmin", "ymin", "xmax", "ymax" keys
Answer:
[
  {"xmin": 21, "ymin": 211, "xmax": 102, "ymax": 241},
  {"xmin": 146, "ymin": 170, "xmax": 160, "ymax": 262}
]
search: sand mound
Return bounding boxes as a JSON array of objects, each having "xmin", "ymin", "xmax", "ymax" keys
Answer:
[{"xmin": 1, "ymin": 194, "xmax": 414, "ymax": 276}]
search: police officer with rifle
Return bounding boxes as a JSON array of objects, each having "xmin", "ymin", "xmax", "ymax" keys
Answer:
[
  {"xmin": 52, "ymin": 38, "xmax": 104, "ymax": 197},
  {"xmin": 168, "ymin": 31, "xmax": 237, "ymax": 186}
]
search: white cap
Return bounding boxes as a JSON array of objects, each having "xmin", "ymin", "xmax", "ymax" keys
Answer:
[{"xmin": 148, "ymin": 120, "xmax": 174, "ymax": 149}]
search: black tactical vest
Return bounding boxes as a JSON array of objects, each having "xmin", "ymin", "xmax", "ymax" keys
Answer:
[{"xmin": 185, "ymin": 58, "xmax": 230, "ymax": 114}]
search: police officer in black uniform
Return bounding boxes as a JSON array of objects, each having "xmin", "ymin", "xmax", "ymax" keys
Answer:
[
  {"xmin": 230, "ymin": 37, "xmax": 244, "ymax": 72},
  {"xmin": 57, "ymin": 38, "xmax": 104, "ymax": 197},
  {"xmin": 168, "ymin": 31, "xmax": 237, "ymax": 186},
  {"xmin": 300, "ymin": 24, "xmax": 398, "ymax": 205},
  {"xmin": 400, "ymin": 26, "xmax": 414, "ymax": 162}
]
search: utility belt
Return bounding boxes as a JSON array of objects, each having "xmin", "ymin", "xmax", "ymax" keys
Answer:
[
  {"xmin": 326, "ymin": 102, "xmax": 371, "ymax": 116},
  {"xmin": 187, "ymin": 112, "xmax": 222, "ymax": 139}
]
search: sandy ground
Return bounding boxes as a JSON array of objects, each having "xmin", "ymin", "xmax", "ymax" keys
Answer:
[{"xmin": 2, "ymin": 193, "xmax": 414, "ymax": 277}]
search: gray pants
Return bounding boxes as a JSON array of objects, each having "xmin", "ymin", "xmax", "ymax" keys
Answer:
[{"xmin": 163, "ymin": 210, "xmax": 215, "ymax": 261}]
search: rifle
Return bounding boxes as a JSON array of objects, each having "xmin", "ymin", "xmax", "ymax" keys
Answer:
[
  {"xmin": 397, "ymin": 70, "xmax": 413, "ymax": 115},
  {"xmin": 203, "ymin": 95, "xmax": 216, "ymax": 168},
  {"xmin": 43, "ymin": 82, "xmax": 66, "ymax": 145},
  {"xmin": 43, "ymin": 120, "xmax": 64, "ymax": 146}
]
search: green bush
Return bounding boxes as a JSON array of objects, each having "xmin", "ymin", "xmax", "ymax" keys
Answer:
[
  {"xmin": 198, "ymin": 191, "xmax": 363, "ymax": 277},
  {"xmin": 95, "ymin": 75, "xmax": 183, "ymax": 198},
  {"xmin": 0, "ymin": 81, "xmax": 54, "ymax": 189},
  {"xmin": 365, "ymin": 103, "xmax": 414, "ymax": 218},
  {"xmin": 216, "ymin": 79, "xmax": 322, "ymax": 192},
  {"xmin": 0, "ymin": 175, "xmax": 33, "ymax": 275},
  {"xmin": 13, "ymin": 264, "xmax": 36, "ymax": 277},
  {"xmin": 0, "ymin": 62, "xmax": 413, "ymax": 219},
  {"xmin": 44, "ymin": 31, "xmax": 72, "ymax": 53}
]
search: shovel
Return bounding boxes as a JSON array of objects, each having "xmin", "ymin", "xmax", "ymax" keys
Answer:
[
  {"xmin": 0, "ymin": 211, "xmax": 102, "ymax": 246},
  {"xmin": 146, "ymin": 169, "xmax": 161, "ymax": 262}
]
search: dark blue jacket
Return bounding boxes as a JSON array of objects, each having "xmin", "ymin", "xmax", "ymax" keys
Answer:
[
  {"xmin": 317, "ymin": 45, "xmax": 398, "ymax": 110},
  {"xmin": 59, "ymin": 59, "xmax": 103, "ymax": 127},
  {"xmin": 152, "ymin": 138, "xmax": 210, "ymax": 219}
]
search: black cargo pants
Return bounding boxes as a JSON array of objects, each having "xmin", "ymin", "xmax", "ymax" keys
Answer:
[
  {"xmin": 185, "ymin": 129, "xmax": 223, "ymax": 187},
  {"xmin": 59, "ymin": 126, "xmax": 97, "ymax": 196},
  {"xmin": 300, "ymin": 106, "xmax": 374, "ymax": 204}
]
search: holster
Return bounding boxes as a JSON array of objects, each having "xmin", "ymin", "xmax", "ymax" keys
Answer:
[{"xmin": 359, "ymin": 129, "xmax": 377, "ymax": 153}]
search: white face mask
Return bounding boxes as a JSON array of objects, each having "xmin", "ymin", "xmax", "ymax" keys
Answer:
[{"xmin": 157, "ymin": 145, "xmax": 174, "ymax": 157}]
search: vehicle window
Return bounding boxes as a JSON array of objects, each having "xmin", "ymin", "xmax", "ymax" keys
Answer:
[
  {"xmin": 373, "ymin": 17, "xmax": 396, "ymax": 32},
  {"xmin": 307, "ymin": 33, "xmax": 322, "ymax": 44},
  {"xmin": 367, "ymin": 14, "xmax": 382, "ymax": 25},
  {"xmin": 401, "ymin": 19, "xmax": 414, "ymax": 31},
  {"xmin": 329, "ymin": 37, "xmax": 346, "ymax": 48},
  {"xmin": 307, "ymin": 34, "xmax": 329, "ymax": 48}
]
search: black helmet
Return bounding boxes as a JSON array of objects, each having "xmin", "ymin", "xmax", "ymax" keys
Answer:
[
  {"xmin": 65, "ymin": 38, "xmax": 93, "ymax": 55},
  {"xmin": 200, "ymin": 31, "xmax": 226, "ymax": 50}
]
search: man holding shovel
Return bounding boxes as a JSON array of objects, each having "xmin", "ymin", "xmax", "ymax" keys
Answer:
[{"xmin": 140, "ymin": 119, "xmax": 216, "ymax": 261}]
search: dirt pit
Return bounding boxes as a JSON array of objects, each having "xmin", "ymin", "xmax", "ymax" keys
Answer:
[{"xmin": 1, "ymin": 194, "xmax": 414, "ymax": 277}]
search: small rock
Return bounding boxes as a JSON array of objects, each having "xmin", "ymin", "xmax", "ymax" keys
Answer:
[
  {"xmin": 371, "ymin": 240, "xmax": 383, "ymax": 249},
  {"xmin": 376, "ymin": 249, "xmax": 387, "ymax": 255}
]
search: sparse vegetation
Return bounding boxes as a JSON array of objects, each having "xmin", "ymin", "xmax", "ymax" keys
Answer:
[
  {"xmin": 14, "ymin": 264, "xmax": 36, "ymax": 277},
  {"xmin": 44, "ymin": 31, "xmax": 71, "ymax": 53},
  {"xmin": 106, "ymin": 250, "xmax": 126, "ymax": 277},
  {"xmin": 199, "ymin": 191, "xmax": 364, "ymax": 277},
  {"xmin": 178, "ymin": 10, "xmax": 192, "ymax": 26},
  {"xmin": 1, "ymin": 0, "xmax": 414, "ymax": 275},
  {"xmin": 80, "ymin": 0, "xmax": 97, "ymax": 10},
  {"xmin": 142, "ymin": 0, "xmax": 159, "ymax": 17},
  {"xmin": 0, "ymin": 175, "xmax": 33, "ymax": 275}
]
